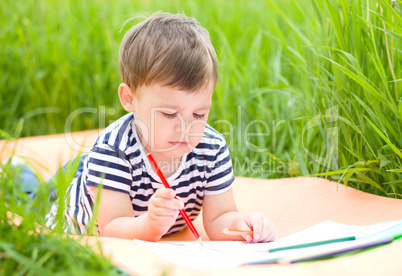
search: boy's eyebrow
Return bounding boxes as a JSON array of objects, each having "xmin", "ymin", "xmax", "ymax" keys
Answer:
[
  {"xmin": 157, "ymin": 104, "xmax": 211, "ymax": 111},
  {"xmin": 197, "ymin": 105, "xmax": 212, "ymax": 111}
]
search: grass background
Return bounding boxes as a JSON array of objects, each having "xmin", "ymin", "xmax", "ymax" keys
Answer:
[{"xmin": 1, "ymin": 0, "xmax": 401, "ymax": 273}]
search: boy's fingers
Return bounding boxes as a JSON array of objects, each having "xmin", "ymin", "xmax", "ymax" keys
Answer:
[
  {"xmin": 154, "ymin": 188, "xmax": 176, "ymax": 199},
  {"xmin": 152, "ymin": 189, "xmax": 184, "ymax": 209},
  {"xmin": 237, "ymin": 213, "xmax": 277, "ymax": 243},
  {"xmin": 154, "ymin": 198, "xmax": 183, "ymax": 210},
  {"xmin": 252, "ymin": 226, "xmax": 262, "ymax": 242},
  {"xmin": 236, "ymin": 220, "xmax": 253, "ymax": 242},
  {"xmin": 151, "ymin": 205, "xmax": 180, "ymax": 217},
  {"xmin": 266, "ymin": 224, "xmax": 278, "ymax": 242},
  {"xmin": 176, "ymin": 196, "xmax": 185, "ymax": 209},
  {"xmin": 260, "ymin": 220, "xmax": 276, "ymax": 242},
  {"xmin": 244, "ymin": 235, "xmax": 252, "ymax": 243},
  {"xmin": 247, "ymin": 214, "xmax": 263, "ymax": 242},
  {"xmin": 255, "ymin": 216, "xmax": 277, "ymax": 242}
]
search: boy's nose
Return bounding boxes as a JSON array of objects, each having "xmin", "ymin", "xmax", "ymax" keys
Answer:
[
  {"xmin": 174, "ymin": 117, "xmax": 206, "ymax": 137},
  {"xmin": 173, "ymin": 113, "xmax": 206, "ymax": 134},
  {"xmin": 174, "ymin": 116, "xmax": 189, "ymax": 135}
]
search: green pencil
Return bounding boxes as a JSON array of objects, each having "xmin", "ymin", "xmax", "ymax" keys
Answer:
[{"xmin": 267, "ymin": 236, "xmax": 356, "ymax": 253}]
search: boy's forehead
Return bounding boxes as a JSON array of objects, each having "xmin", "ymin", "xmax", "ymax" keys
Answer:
[
  {"xmin": 144, "ymin": 83, "xmax": 213, "ymax": 110},
  {"xmin": 153, "ymin": 93, "xmax": 212, "ymax": 111}
]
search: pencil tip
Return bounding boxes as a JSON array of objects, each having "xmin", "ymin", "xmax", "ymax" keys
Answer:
[{"xmin": 197, "ymin": 237, "xmax": 204, "ymax": 246}]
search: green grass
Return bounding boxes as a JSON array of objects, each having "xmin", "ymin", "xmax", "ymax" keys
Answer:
[
  {"xmin": 0, "ymin": 1, "xmax": 401, "ymax": 272},
  {"xmin": 1, "ymin": 0, "xmax": 401, "ymax": 194},
  {"xmin": 0, "ymin": 156, "xmax": 125, "ymax": 275}
]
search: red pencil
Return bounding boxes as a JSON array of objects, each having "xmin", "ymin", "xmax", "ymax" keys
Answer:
[{"xmin": 146, "ymin": 153, "xmax": 203, "ymax": 246}]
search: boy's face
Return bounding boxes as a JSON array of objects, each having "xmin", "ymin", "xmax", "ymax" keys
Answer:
[{"xmin": 132, "ymin": 82, "xmax": 214, "ymax": 161}]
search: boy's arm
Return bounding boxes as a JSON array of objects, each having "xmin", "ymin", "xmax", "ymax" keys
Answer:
[
  {"xmin": 202, "ymin": 188, "xmax": 243, "ymax": 240},
  {"xmin": 202, "ymin": 188, "xmax": 277, "ymax": 242},
  {"xmin": 91, "ymin": 186, "xmax": 183, "ymax": 241}
]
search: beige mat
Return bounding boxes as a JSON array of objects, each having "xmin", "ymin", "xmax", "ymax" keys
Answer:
[{"xmin": 2, "ymin": 130, "xmax": 402, "ymax": 275}]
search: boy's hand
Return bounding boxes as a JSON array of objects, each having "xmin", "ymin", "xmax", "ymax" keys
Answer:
[
  {"xmin": 235, "ymin": 212, "xmax": 277, "ymax": 243},
  {"xmin": 147, "ymin": 188, "xmax": 184, "ymax": 237}
]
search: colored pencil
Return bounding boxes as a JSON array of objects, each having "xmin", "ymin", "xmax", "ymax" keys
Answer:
[
  {"xmin": 246, "ymin": 237, "xmax": 394, "ymax": 265},
  {"xmin": 277, "ymin": 236, "xmax": 393, "ymax": 264},
  {"xmin": 268, "ymin": 236, "xmax": 356, "ymax": 252},
  {"xmin": 223, "ymin": 228, "xmax": 254, "ymax": 236},
  {"xmin": 147, "ymin": 153, "xmax": 203, "ymax": 246}
]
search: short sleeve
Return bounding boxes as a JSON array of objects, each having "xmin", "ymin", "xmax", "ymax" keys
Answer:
[
  {"xmin": 205, "ymin": 143, "xmax": 235, "ymax": 195},
  {"xmin": 85, "ymin": 143, "xmax": 133, "ymax": 194}
]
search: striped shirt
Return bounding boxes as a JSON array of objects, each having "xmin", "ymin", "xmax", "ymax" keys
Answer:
[{"xmin": 46, "ymin": 113, "xmax": 235, "ymax": 235}]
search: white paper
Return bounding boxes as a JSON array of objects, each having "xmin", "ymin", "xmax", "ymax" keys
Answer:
[
  {"xmin": 133, "ymin": 240, "xmax": 261, "ymax": 269},
  {"xmin": 133, "ymin": 220, "xmax": 400, "ymax": 269},
  {"xmin": 247, "ymin": 220, "xmax": 400, "ymax": 252}
]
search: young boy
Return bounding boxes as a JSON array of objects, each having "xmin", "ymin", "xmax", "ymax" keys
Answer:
[{"xmin": 47, "ymin": 12, "xmax": 277, "ymax": 243}]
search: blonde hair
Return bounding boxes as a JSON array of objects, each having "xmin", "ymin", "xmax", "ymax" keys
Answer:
[{"xmin": 119, "ymin": 13, "xmax": 218, "ymax": 92}]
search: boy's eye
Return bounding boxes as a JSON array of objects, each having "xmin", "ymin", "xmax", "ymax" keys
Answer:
[
  {"xmin": 162, "ymin": 112, "xmax": 177, "ymax": 119},
  {"xmin": 161, "ymin": 112, "xmax": 205, "ymax": 120},
  {"xmin": 193, "ymin": 113, "xmax": 205, "ymax": 119}
]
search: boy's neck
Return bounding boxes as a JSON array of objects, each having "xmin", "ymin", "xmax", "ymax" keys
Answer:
[
  {"xmin": 156, "ymin": 156, "xmax": 182, "ymax": 178},
  {"xmin": 147, "ymin": 152, "xmax": 183, "ymax": 179}
]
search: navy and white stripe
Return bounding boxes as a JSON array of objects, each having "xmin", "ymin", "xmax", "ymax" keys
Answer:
[{"xmin": 46, "ymin": 113, "xmax": 235, "ymax": 235}]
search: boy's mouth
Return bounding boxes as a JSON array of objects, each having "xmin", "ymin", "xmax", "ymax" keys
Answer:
[{"xmin": 169, "ymin": 141, "xmax": 188, "ymax": 147}]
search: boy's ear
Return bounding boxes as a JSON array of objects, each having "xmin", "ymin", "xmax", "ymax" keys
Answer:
[{"xmin": 118, "ymin": 83, "xmax": 136, "ymax": 112}]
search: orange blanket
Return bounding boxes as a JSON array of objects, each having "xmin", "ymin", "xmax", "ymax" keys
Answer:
[{"xmin": 2, "ymin": 130, "xmax": 402, "ymax": 275}]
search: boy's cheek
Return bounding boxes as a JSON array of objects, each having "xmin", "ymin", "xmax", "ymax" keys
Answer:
[
  {"xmin": 188, "ymin": 138, "xmax": 201, "ymax": 149},
  {"xmin": 188, "ymin": 120, "xmax": 206, "ymax": 134},
  {"xmin": 150, "ymin": 118, "xmax": 171, "ymax": 137},
  {"xmin": 188, "ymin": 128, "xmax": 206, "ymax": 148}
]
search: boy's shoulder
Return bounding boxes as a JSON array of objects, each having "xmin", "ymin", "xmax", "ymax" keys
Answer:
[
  {"xmin": 92, "ymin": 113, "xmax": 137, "ymax": 151},
  {"xmin": 195, "ymin": 124, "xmax": 228, "ymax": 153},
  {"xmin": 203, "ymin": 124, "xmax": 226, "ymax": 143}
]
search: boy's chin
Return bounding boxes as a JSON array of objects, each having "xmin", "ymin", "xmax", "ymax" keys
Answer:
[
  {"xmin": 163, "ymin": 147, "xmax": 191, "ymax": 159},
  {"xmin": 169, "ymin": 148, "xmax": 191, "ymax": 158},
  {"xmin": 151, "ymin": 143, "xmax": 194, "ymax": 159}
]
